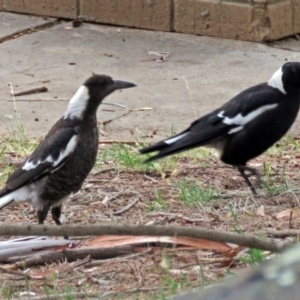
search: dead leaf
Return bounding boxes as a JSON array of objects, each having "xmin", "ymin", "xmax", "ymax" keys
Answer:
[
  {"xmin": 29, "ymin": 267, "xmax": 63, "ymax": 279},
  {"xmin": 80, "ymin": 235, "xmax": 235, "ymax": 253},
  {"xmin": 276, "ymin": 208, "xmax": 300, "ymax": 219},
  {"xmin": 256, "ymin": 205, "xmax": 265, "ymax": 217}
]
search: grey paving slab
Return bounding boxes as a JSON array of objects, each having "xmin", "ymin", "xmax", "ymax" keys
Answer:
[
  {"xmin": 269, "ymin": 37, "xmax": 300, "ymax": 52},
  {"xmin": 0, "ymin": 12, "xmax": 54, "ymax": 40},
  {"xmin": 0, "ymin": 15, "xmax": 300, "ymax": 141}
]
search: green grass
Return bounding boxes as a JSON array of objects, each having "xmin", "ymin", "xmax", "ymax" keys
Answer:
[
  {"xmin": 262, "ymin": 162, "xmax": 290, "ymax": 195},
  {"xmin": 148, "ymin": 190, "xmax": 168, "ymax": 211},
  {"xmin": 267, "ymin": 134, "xmax": 300, "ymax": 157},
  {"xmin": 177, "ymin": 180, "xmax": 215, "ymax": 206},
  {"xmin": 238, "ymin": 248, "xmax": 266, "ymax": 265}
]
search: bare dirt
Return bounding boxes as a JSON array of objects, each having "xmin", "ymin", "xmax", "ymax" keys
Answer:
[{"xmin": 0, "ymin": 136, "xmax": 300, "ymax": 299}]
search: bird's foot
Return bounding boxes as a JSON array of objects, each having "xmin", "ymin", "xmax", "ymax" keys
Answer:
[{"xmin": 237, "ymin": 166, "xmax": 262, "ymax": 195}]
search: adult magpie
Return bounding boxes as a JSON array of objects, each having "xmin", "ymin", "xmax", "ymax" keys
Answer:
[
  {"xmin": 0, "ymin": 75, "xmax": 136, "ymax": 228},
  {"xmin": 140, "ymin": 62, "xmax": 300, "ymax": 194}
]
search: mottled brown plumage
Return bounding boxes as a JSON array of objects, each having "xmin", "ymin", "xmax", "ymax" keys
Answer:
[{"xmin": 0, "ymin": 75, "xmax": 136, "ymax": 230}]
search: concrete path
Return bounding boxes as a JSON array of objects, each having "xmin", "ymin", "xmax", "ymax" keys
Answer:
[{"xmin": 0, "ymin": 12, "xmax": 300, "ymax": 141}]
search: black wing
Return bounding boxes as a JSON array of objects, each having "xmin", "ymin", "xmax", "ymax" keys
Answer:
[
  {"xmin": 140, "ymin": 83, "xmax": 283, "ymax": 161},
  {"xmin": 1, "ymin": 127, "xmax": 79, "ymax": 195}
]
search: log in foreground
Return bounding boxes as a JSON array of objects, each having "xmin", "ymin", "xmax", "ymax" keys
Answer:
[
  {"xmin": 169, "ymin": 242, "xmax": 300, "ymax": 300},
  {"xmin": 0, "ymin": 224, "xmax": 284, "ymax": 253}
]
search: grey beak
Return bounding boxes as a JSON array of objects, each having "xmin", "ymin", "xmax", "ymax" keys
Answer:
[{"xmin": 112, "ymin": 79, "xmax": 136, "ymax": 90}]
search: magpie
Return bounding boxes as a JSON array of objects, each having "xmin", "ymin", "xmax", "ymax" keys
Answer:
[
  {"xmin": 140, "ymin": 62, "xmax": 300, "ymax": 194},
  {"xmin": 0, "ymin": 75, "xmax": 136, "ymax": 229}
]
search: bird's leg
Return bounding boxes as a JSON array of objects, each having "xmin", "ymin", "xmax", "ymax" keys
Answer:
[
  {"xmin": 51, "ymin": 206, "xmax": 69, "ymax": 240},
  {"xmin": 37, "ymin": 206, "xmax": 50, "ymax": 225},
  {"xmin": 237, "ymin": 165, "xmax": 261, "ymax": 195},
  {"xmin": 51, "ymin": 206, "xmax": 62, "ymax": 225}
]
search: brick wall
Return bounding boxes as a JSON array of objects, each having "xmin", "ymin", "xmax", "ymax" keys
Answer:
[{"xmin": 1, "ymin": 0, "xmax": 299, "ymax": 42}]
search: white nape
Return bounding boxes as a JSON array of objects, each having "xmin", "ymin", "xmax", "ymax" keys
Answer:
[
  {"xmin": 64, "ymin": 86, "xmax": 89, "ymax": 119},
  {"xmin": 218, "ymin": 103, "xmax": 278, "ymax": 128},
  {"xmin": 164, "ymin": 132, "xmax": 188, "ymax": 145},
  {"xmin": 268, "ymin": 67, "xmax": 287, "ymax": 95},
  {"xmin": 23, "ymin": 135, "xmax": 78, "ymax": 171}
]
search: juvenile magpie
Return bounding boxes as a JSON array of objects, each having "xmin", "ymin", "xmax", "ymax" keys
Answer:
[
  {"xmin": 140, "ymin": 62, "xmax": 300, "ymax": 194},
  {"xmin": 0, "ymin": 75, "xmax": 136, "ymax": 228}
]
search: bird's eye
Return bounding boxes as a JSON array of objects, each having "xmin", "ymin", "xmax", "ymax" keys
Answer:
[{"xmin": 292, "ymin": 66, "xmax": 300, "ymax": 76}]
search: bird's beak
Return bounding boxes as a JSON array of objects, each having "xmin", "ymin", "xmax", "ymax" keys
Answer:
[{"xmin": 112, "ymin": 79, "xmax": 136, "ymax": 91}]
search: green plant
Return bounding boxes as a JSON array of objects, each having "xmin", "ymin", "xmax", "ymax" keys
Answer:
[
  {"xmin": 238, "ymin": 248, "xmax": 265, "ymax": 265},
  {"xmin": 149, "ymin": 190, "xmax": 168, "ymax": 211},
  {"xmin": 177, "ymin": 180, "xmax": 215, "ymax": 205}
]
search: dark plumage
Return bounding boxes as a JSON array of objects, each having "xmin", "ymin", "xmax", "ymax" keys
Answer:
[
  {"xmin": 140, "ymin": 62, "xmax": 300, "ymax": 194},
  {"xmin": 0, "ymin": 75, "xmax": 136, "ymax": 228}
]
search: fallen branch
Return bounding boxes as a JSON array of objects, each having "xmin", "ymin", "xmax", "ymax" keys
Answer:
[
  {"xmin": 11, "ymin": 291, "xmax": 99, "ymax": 300},
  {"xmin": 0, "ymin": 224, "xmax": 285, "ymax": 253},
  {"xmin": 12, "ymin": 86, "xmax": 48, "ymax": 96},
  {"xmin": 8, "ymin": 245, "xmax": 136, "ymax": 268},
  {"xmin": 85, "ymin": 248, "xmax": 153, "ymax": 268},
  {"xmin": 264, "ymin": 229, "xmax": 300, "ymax": 238},
  {"xmin": 0, "ymin": 266, "xmax": 31, "ymax": 279}
]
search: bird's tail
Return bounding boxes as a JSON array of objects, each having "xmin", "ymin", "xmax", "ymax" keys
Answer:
[
  {"xmin": 139, "ymin": 132, "xmax": 195, "ymax": 163},
  {"xmin": 0, "ymin": 194, "xmax": 14, "ymax": 209}
]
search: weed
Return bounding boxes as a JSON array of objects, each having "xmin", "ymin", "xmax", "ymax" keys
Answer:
[
  {"xmin": 148, "ymin": 190, "xmax": 168, "ymax": 211},
  {"xmin": 177, "ymin": 180, "xmax": 215, "ymax": 205},
  {"xmin": 238, "ymin": 248, "xmax": 265, "ymax": 265},
  {"xmin": 227, "ymin": 204, "xmax": 239, "ymax": 222},
  {"xmin": 262, "ymin": 162, "xmax": 290, "ymax": 195}
]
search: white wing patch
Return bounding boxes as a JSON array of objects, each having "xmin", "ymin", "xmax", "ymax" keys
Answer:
[
  {"xmin": 22, "ymin": 135, "xmax": 78, "ymax": 171},
  {"xmin": 268, "ymin": 67, "xmax": 287, "ymax": 95},
  {"xmin": 54, "ymin": 135, "xmax": 78, "ymax": 166},
  {"xmin": 0, "ymin": 184, "xmax": 39, "ymax": 209},
  {"xmin": 64, "ymin": 85, "xmax": 89, "ymax": 119},
  {"xmin": 218, "ymin": 103, "xmax": 278, "ymax": 134},
  {"xmin": 228, "ymin": 126, "xmax": 243, "ymax": 134},
  {"xmin": 164, "ymin": 132, "xmax": 188, "ymax": 145}
]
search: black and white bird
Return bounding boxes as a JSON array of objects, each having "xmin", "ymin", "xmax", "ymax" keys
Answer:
[
  {"xmin": 0, "ymin": 75, "xmax": 136, "ymax": 227},
  {"xmin": 140, "ymin": 62, "xmax": 300, "ymax": 194}
]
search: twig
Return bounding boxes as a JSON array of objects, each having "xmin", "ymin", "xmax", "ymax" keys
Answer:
[
  {"xmin": 91, "ymin": 168, "xmax": 115, "ymax": 175},
  {"xmin": 8, "ymin": 245, "xmax": 136, "ymax": 268},
  {"xmin": 0, "ymin": 266, "xmax": 31, "ymax": 279},
  {"xmin": 10, "ymin": 292, "xmax": 99, "ymax": 300},
  {"xmin": 85, "ymin": 248, "xmax": 153, "ymax": 268},
  {"xmin": 144, "ymin": 174, "xmax": 159, "ymax": 183},
  {"xmin": 148, "ymin": 212, "xmax": 213, "ymax": 223},
  {"xmin": 12, "ymin": 86, "xmax": 48, "ymax": 96},
  {"xmin": 60, "ymin": 255, "xmax": 90, "ymax": 273},
  {"xmin": 184, "ymin": 78, "xmax": 198, "ymax": 119},
  {"xmin": 98, "ymin": 140, "xmax": 137, "ymax": 145},
  {"xmin": 6, "ymin": 98, "xmax": 69, "ymax": 101},
  {"xmin": 289, "ymin": 211, "xmax": 293, "ymax": 228},
  {"xmin": 264, "ymin": 229, "xmax": 300, "ymax": 238},
  {"xmin": 0, "ymin": 224, "xmax": 285, "ymax": 253},
  {"xmin": 0, "ymin": 20, "xmax": 57, "ymax": 43},
  {"xmin": 111, "ymin": 199, "xmax": 139, "ymax": 216}
]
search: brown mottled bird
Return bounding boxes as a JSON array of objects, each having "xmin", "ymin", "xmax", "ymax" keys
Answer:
[{"xmin": 0, "ymin": 75, "xmax": 136, "ymax": 228}]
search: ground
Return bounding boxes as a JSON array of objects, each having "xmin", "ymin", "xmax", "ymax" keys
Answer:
[
  {"xmin": 0, "ymin": 125, "xmax": 299, "ymax": 299},
  {"xmin": 0, "ymin": 11, "xmax": 300, "ymax": 300}
]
